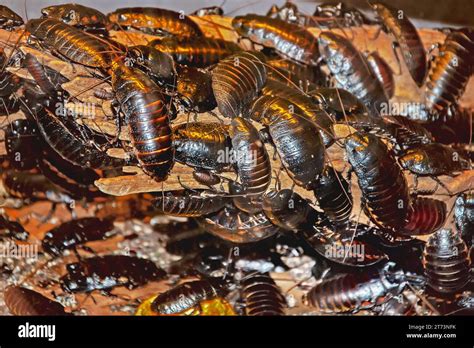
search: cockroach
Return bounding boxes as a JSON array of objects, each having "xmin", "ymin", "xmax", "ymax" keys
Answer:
[
  {"xmin": 318, "ymin": 31, "xmax": 388, "ymax": 116},
  {"xmin": 0, "ymin": 5, "xmax": 23, "ymax": 30},
  {"xmin": 305, "ymin": 262, "xmax": 425, "ymax": 313},
  {"xmin": 0, "ymin": 215, "xmax": 29, "ymax": 241},
  {"xmin": 402, "ymin": 197, "xmax": 447, "ymax": 236},
  {"xmin": 371, "ymin": 2, "xmax": 427, "ymax": 86},
  {"xmin": 175, "ymin": 65, "xmax": 216, "ymax": 113},
  {"xmin": 191, "ymin": 6, "xmax": 224, "ymax": 17},
  {"xmin": 212, "ymin": 51, "xmax": 267, "ymax": 118},
  {"xmin": 42, "ymin": 217, "xmax": 116, "ymax": 257},
  {"xmin": 111, "ymin": 62, "xmax": 174, "ymax": 182},
  {"xmin": 313, "ymin": 165, "xmax": 353, "ymax": 225},
  {"xmin": 152, "ymin": 190, "xmax": 227, "ymax": 217},
  {"xmin": 423, "ymin": 105, "xmax": 473, "ymax": 145},
  {"xmin": 149, "ymin": 36, "xmax": 242, "ymax": 68},
  {"xmin": 41, "ymin": 4, "xmax": 109, "ymax": 36},
  {"xmin": 61, "ymin": 255, "xmax": 167, "ymax": 293},
  {"xmin": 4, "ymin": 119, "xmax": 41, "ymax": 170},
  {"xmin": 108, "ymin": 7, "xmax": 203, "ymax": 37},
  {"xmin": 228, "ymin": 180, "xmax": 264, "ymax": 214},
  {"xmin": 4, "ymin": 286, "xmax": 69, "ymax": 316},
  {"xmin": 198, "ymin": 204, "xmax": 282, "ymax": 244},
  {"xmin": 232, "ymin": 14, "xmax": 320, "ymax": 66},
  {"xmin": 424, "ymin": 28, "xmax": 474, "ymax": 117},
  {"xmin": 250, "ymin": 95, "xmax": 325, "ymax": 189},
  {"xmin": 229, "ymin": 117, "xmax": 271, "ymax": 211},
  {"xmin": 455, "ymin": 192, "xmax": 474, "ymax": 248},
  {"xmin": 423, "ymin": 229, "xmax": 471, "ymax": 294},
  {"xmin": 367, "ymin": 51, "xmax": 395, "ymax": 99},
  {"xmin": 380, "ymin": 115, "xmax": 433, "ymax": 153},
  {"xmin": 240, "ymin": 272, "xmax": 286, "ymax": 316},
  {"xmin": 267, "ymin": 58, "xmax": 326, "ymax": 90},
  {"xmin": 345, "ymin": 132, "xmax": 411, "ymax": 232},
  {"xmin": 313, "ymin": 2, "xmax": 371, "ymax": 28}
]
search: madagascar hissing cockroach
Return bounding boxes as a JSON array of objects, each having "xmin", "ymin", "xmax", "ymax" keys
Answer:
[
  {"xmin": 0, "ymin": 215, "xmax": 29, "ymax": 241},
  {"xmin": 198, "ymin": 204, "xmax": 282, "ymax": 244},
  {"xmin": 423, "ymin": 106, "xmax": 473, "ymax": 145},
  {"xmin": 0, "ymin": 5, "xmax": 23, "ymax": 30},
  {"xmin": 402, "ymin": 197, "xmax": 447, "ymax": 236},
  {"xmin": 423, "ymin": 229, "xmax": 471, "ymax": 294},
  {"xmin": 175, "ymin": 65, "xmax": 216, "ymax": 113},
  {"xmin": 380, "ymin": 115, "xmax": 433, "ymax": 153},
  {"xmin": 455, "ymin": 192, "xmax": 474, "ymax": 248},
  {"xmin": 313, "ymin": 165, "xmax": 353, "ymax": 225},
  {"xmin": 4, "ymin": 286, "xmax": 69, "ymax": 316},
  {"xmin": 42, "ymin": 217, "xmax": 116, "ymax": 257},
  {"xmin": 152, "ymin": 190, "xmax": 227, "ymax": 217},
  {"xmin": 250, "ymin": 95, "xmax": 325, "ymax": 189},
  {"xmin": 318, "ymin": 31, "xmax": 388, "ymax": 116},
  {"xmin": 345, "ymin": 132, "xmax": 411, "ymax": 232},
  {"xmin": 424, "ymin": 28, "xmax": 474, "ymax": 117},
  {"xmin": 107, "ymin": 7, "xmax": 203, "ymax": 37},
  {"xmin": 305, "ymin": 262, "xmax": 425, "ymax": 313},
  {"xmin": 212, "ymin": 51, "xmax": 267, "ymax": 118},
  {"xmin": 61, "ymin": 255, "xmax": 167, "ymax": 293},
  {"xmin": 240, "ymin": 272, "xmax": 286, "ymax": 316},
  {"xmin": 366, "ymin": 51, "xmax": 395, "ymax": 99},
  {"xmin": 371, "ymin": 3, "xmax": 427, "ymax": 87},
  {"xmin": 5, "ymin": 119, "xmax": 41, "ymax": 170},
  {"xmin": 228, "ymin": 180, "xmax": 264, "ymax": 214},
  {"xmin": 111, "ymin": 62, "xmax": 174, "ymax": 182},
  {"xmin": 232, "ymin": 14, "xmax": 320, "ymax": 66}
]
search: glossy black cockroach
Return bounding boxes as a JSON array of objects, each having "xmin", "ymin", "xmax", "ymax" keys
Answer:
[
  {"xmin": 312, "ymin": 2, "xmax": 372, "ymax": 28},
  {"xmin": 423, "ymin": 229, "xmax": 471, "ymax": 294},
  {"xmin": 232, "ymin": 14, "xmax": 320, "ymax": 66},
  {"xmin": 152, "ymin": 190, "xmax": 227, "ymax": 217},
  {"xmin": 0, "ymin": 5, "xmax": 23, "ymax": 30},
  {"xmin": 149, "ymin": 36, "xmax": 242, "ymax": 68},
  {"xmin": 0, "ymin": 215, "xmax": 29, "ymax": 241},
  {"xmin": 212, "ymin": 51, "xmax": 267, "ymax": 119},
  {"xmin": 111, "ymin": 62, "xmax": 174, "ymax": 182},
  {"xmin": 4, "ymin": 119, "xmax": 41, "ymax": 170},
  {"xmin": 313, "ymin": 165, "xmax": 353, "ymax": 225},
  {"xmin": 305, "ymin": 262, "xmax": 425, "ymax": 313},
  {"xmin": 367, "ymin": 51, "xmax": 395, "ymax": 99},
  {"xmin": 198, "ymin": 204, "xmax": 282, "ymax": 244},
  {"xmin": 240, "ymin": 272, "xmax": 286, "ymax": 316},
  {"xmin": 107, "ymin": 7, "xmax": 203, "ymax": 37},
  {"xmin": 250, "ymin": 95, "xmax": 325, "ymax": 189},
  {"xmin": 371, "ymin": 2, "xmax": 427, "ymax": 86},
  {"xmin": 424, "ymin": 28, "xmax": 474, "ymax": 117},
  {"xmin": 318, "ymin": 31, "xmax": 388, "ymax": 116},
  {"xmin": 42, "ymin": 217, "xmax": 116, "ymax": 257},
  {"xmin": 402, "ymin": 197, "xmax": 447, "ymax": 236},
  {"xmin": 175, "ymin": 65, "xmax": 216, "ymax": 113},
  {"xmin": 345, "ymin": 132, "xmax": 411, "ymax": 232},
  {"xmin": 4, "ymin": 286, "xmax": 69, "ymax": 316},
  {"xmin": 41, "ymin": 4, "xmax": 109, "ymax": 36},
  {"xmin": 267, "ymin": 58, "xmax": 326, "ymax": 91},
  {"xmin": 61, "ymin": 255, "xmax": 167, "ymax": 293},
  {"xmin": 455, "ymin": 192, "xmax": 474, "ymax": 248}
]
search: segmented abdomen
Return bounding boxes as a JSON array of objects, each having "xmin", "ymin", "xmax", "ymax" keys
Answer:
[
  {"xmin": 402, "ymin": 197, "xmax": 447, "ymax": 235},
  {"xmin": 241, "ymin": 273, "xmax": 286, "ymax": 316},
  {"xmin": 153, "ymin": 190, "xmax": 227, "ymax": 217}
]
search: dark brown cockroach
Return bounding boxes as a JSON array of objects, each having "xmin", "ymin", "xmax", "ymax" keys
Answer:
[
  {"xmin": 192, "ymin": 170, "xmax": 221, "ymax": 187},
  {"xmin": 0, "ymin": 5, "xmax": 23, "ymax": 30},
  {"xmin": 402, "ymin": 197, "xmax": 447, "ymax": 236},
  {"xmin": 232, "ymin": 14, "xmax": 319, "ymax": 66},
  {"xmin": 228, "ymin": 180, "xmax": 264, "ymax": 214},
  {"xmin": 229, "ymin": 117, "xmax": 271, "ymax": 211},
  {"xmin": 262, "ymin": 79, "xmax": 335, "ymax": 147},
  {"xmin": 240, "ymin": 272, "xmax": 286, "ymax": 316},
  {"xmin": 4, "ymin": 119, "xmax": 41, "ymax": 170},
  {"xmin": 345, "ymin": 132, "xmax": 411, "ymax": 232},
  {"xmin": 212, "ymin": 51, "xmax": 267, "ymax": 118},
  {"xmin": 111, "ymin": 62, "xmax": 174, "ymax": 182},
  {"xmin": 372, "ymin": 3, "xmax": 427, "ymax": 86},
  {"xmin": 152, "ymin": 190, "xmax": 227, "ymax": 217},
  {"xmin": 250, "ymin": 95, "xmax": 325, "ymax": 189},
  {"xmin": 41, "ymin": 4, "xmax": 109, "ymax": 36},
  {"xmin": 455, "ymin": 192, "xmax": 474, "ymax": 248},
  {"xmin": 0, "ymin": 215, "xmax": 29, "ymax": 241},
  {"xmin": 423, "ymin": 105, "xmax": 473, "ymax": 145},
  {"xmin": 4, "ymin": 286, "xmax": 69, "ymax": 316},
  {"xmin": 313, "ymin": 165, "xmax": 353, "ymax": 225},
  {"xmin": 42, "ymin": 217, "xmax": 116, "ymax": 257},
  {"xmin": 366, "ymin": 51, "xmax": 395, "ymax": 99},
  {"xmin": 424, "ymin": 28, "xmax": 474, "ymax": 117},
  {"xmin": 318, "ymin": 31, "xmax": 388, "ymax": 116},
  {"xmin": 150, "ymin": 37, "xmax": 242, "ymax": 69},
  {"xmin": 305, "ymin": 262, "xmax": 425, "ymax": 313},
  {"xmin": 380, "ymin": 115, "xmax": 433, "ymax": 153},
  {"xmin": 175, "ymin": 65, "xmax": 216, "ymax": 113},
  {"xmin": 423, "ymin": 229, "xmax": 471, "ymax": 294},
  {"xmin": 107, "ymin": 7, "xmax": 203, "ymax": 37},
  {"xmin": 26, "ymin": 18, "xmax": 118, "ymax": 69},
  {"xmin": 267, "ymin": 58, "xmax": 326, "ymax": 90},
  {"xmin": 61, "ymin": 255, "xmax": 167, "ymax": 293},
  {"xmin": 197, "ymin": 204, "xmax": 282, "ymax": 244}
]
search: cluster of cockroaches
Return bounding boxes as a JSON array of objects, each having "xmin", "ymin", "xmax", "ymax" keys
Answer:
[{"xmin": 0, "ymin": 1, "xmax": 472, "ymax": 316}]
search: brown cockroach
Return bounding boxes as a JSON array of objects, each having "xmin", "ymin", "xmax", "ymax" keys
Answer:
[
  {"xmin": 455, "ymin": 192, "xmax": 474, "ymax": 248},
  {"xmin": 267, "ymin": 58, "xmax": 326, "ymax": 90},
  {"xmin": 423, "ymin": 105, "xmax": 473, "ymax": 145},
  {"xmin": 175, "ymin": 65, "xmax": 216, "ymax": 113},
  {"xmin": 366, "ymin": 51, "xmax": 395, "ymax": 99},
  {"xmin": 402, "ymin": 197, "xmax": 447, "ymax": 236},
  {"xmin": 4, "ymin": 286, "xmax": 69, "ymax": 316},
  {"xmin": 152, "ymin": 190, "xmax": 228, "ymax": 217},
  {"xmin": 240, "ymin": 272, "xmax": 286, "ymax": 316}
]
